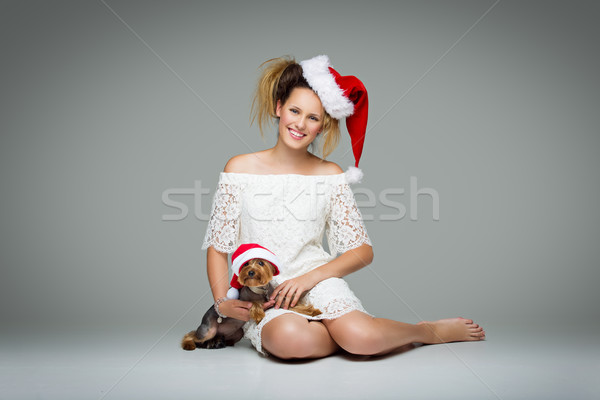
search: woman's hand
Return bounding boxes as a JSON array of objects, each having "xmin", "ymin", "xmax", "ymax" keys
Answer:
[
  {"xmin": 270, "ymin": 273, "xmax": 318, "ymax": 310},
  {"xmin": 262, "ymin": 298, "xmax": 276, "ymax": 310},
  {"xmin": 218, "ymin": 299, "xmax": 276, "ymax": 321},
  {"xmin": 217, "ymin": 299, "xmax": 253, "ymax": 321}
]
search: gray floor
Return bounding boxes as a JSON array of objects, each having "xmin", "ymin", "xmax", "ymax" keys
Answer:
[{"xmin": 1, "ymin": 321, "xmax": 598, "ymax": 400}]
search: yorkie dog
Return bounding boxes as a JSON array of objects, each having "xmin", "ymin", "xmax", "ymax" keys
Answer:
[{"xmin": 181, "ymin": 258, "xmax": 321, "ymax": 350}]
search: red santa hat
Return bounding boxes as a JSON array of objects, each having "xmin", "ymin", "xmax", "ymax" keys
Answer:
[
  {"xmin": 227, "ymin": 243, "xmax": 281, "ymax": 299},
  {"xmin": 300, "ymin": 55, "xmax": 369, "ymax": 183}
]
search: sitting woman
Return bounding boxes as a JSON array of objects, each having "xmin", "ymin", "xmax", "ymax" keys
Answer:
[{"xmin": 201, "ymin": 55, "xmax": 485, "ymax": 359}]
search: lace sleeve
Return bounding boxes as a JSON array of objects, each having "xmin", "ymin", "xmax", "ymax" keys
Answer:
[
  {"xmin": 326, "ymin": 183, "xmax": 372, "ymax": 255},
  {"xmin": 201, "ymin": 180, "xmax": 241, "ymax": 253}
]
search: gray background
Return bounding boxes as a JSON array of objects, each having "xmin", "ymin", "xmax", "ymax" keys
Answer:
[{"xmin": 1, "ymin": 1, "xmax": 599, "ymax": 399}]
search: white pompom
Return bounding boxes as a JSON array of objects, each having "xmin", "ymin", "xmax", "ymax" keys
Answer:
[
  {"xmin": 226, "ymin": 287, "xmax": 239, "ymax": 300},
  {"xmin": 345, "ymin": 166, "xmax": 364, "ymax": 184}
]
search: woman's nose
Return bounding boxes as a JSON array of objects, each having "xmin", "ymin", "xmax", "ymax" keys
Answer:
[{"xmin": 296, "ymin": 116, "xmax": 306, "ymax": 129}]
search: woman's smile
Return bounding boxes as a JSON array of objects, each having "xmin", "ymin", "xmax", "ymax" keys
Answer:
[{"xmin": 288, "ymin": 128, "xmax": 306, "ymax": 140}]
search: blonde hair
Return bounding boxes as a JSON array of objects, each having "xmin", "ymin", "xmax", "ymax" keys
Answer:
[{"xmin": 251, "ymin": 56, "xmax": 340, "ymax": 160}]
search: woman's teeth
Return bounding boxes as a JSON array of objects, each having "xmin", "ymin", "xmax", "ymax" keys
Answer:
[{"xmin": 289, "ymin": 129, "xmax": 305, "ymax": 139}]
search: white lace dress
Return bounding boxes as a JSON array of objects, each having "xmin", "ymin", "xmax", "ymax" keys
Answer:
[{"xmin": 201, "ymin": 172, "xmax": 373, "ymax": 355}]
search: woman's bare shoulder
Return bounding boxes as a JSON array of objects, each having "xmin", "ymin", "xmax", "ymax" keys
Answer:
[
  {"xmin": 314, "ymin": 160, "xmax": 344, "ymax": 175},
  {"xmin": 223, "ymin": 154, "xmax": 251, "ymax": 173},
  {"xmin": 223, "ymin": 151, "xmax": 268, "ymax": 173}
]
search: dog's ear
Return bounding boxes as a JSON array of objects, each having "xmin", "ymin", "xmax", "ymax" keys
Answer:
[{"xmin": 266, "ymin": 261, "xmax": 276, "ymax": 275}]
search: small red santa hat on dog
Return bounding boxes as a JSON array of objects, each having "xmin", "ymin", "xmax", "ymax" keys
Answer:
[
  {"xmin": 300, "ymin": 55, "xmax": 368, "ymax": 184},
  {"xmin": 227, "ymin": 243, "xmax": 281, "ymax": 299}
]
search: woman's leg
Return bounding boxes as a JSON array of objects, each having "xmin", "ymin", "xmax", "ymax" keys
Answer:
[
  {"xmin": 261, "ymin": 313, "xmax": 340, "ymax": 359},
  {"xmin": 323, "ymin": 311, "xmax": 486, "ymax": 356}
]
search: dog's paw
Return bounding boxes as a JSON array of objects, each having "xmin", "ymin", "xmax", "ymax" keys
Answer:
[
  {"xmin": 203, "ymin": 336, "xmax": 226, "ymax": 349},
  {"xmin": 250, "ymin": 305, "xmax": 265, "ymax": 324},
  {"xmin": 251, "ymin": 314, "xmax": 264, "ymax": 324},
  {"xmin": 290, "ymin": 304, "xmax": 322, "ymax": 317}
]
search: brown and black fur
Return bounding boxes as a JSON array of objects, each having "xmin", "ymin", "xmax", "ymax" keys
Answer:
[{"xmin": 181, "ymin": 258, "xmax": 321, "ymax": 351}]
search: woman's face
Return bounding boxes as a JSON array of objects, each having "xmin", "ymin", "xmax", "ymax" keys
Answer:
[{"xmin": 276, "ymin": 87, "xmax": 324, "ymax": 149}]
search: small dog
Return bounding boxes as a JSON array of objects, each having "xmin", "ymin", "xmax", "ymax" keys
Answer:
[{"xmin": 181, "ymin": 258, "xmax": 321, "ymax": 350}]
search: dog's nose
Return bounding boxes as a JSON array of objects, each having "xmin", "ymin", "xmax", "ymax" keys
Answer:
[{"xmin": 248, "ymin": 270, "xmax": 255, "ymax": 277}]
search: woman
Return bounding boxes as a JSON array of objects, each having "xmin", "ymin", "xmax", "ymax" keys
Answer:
[{"xmin": 201, "ymin": 55, "xmax": 485, "ymax": 359}]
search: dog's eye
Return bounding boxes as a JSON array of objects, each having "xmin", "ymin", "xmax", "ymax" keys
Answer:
[
  {"xmin": 258, "ymin": 261, "xmax": 264, "ymax": 266},
  {"xmin": 243, "ymin": 262, "xmax": 249, "ymax": 266}
]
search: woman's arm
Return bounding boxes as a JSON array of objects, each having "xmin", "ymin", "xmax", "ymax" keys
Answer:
[
  {"xmin": 206, "ymin": 246, "xmax": 230, "ymax": 301},
  {"xmin": 310, "ymin": 243, "xmax": 374, "ymax": 283},
  {"xmin": 270, "ymin": 243, "xmax": 374, "ymax": 309},
  {"xmin": 206, "ymin": 246, "xmax": 254, "ymax": 321}
]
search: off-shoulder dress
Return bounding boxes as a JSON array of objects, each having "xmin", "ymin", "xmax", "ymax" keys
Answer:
[{"xmin": 201, "ymin": 172, "xmax": 373, "ymax": 355}]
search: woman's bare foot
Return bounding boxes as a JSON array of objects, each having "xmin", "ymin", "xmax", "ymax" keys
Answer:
[{"xmin": 417, "ymin": 317, "xmax": 485, "ymax": 344}]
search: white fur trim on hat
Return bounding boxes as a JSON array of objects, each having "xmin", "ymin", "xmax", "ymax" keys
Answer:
[
  {"xmin": 300, "ymin": 55, "xmax": 354, "ymax": 119},
  {"xmin": 231, "ymin": 247, "xmax": 281, "ymax": 276}
]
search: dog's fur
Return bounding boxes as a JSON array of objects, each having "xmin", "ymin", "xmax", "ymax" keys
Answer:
[{"xmin": 181, "ymin": 258, "xmax": 321, "ymax": 350}]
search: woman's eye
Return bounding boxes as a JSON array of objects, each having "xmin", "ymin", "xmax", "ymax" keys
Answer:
[
  {"xmin": 290, "ymin": 108, "xmax": 299, "ymax": 114},
  {"xmin": 310, "ymin": 116, "xmax": 319, "ymax": 121}
]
